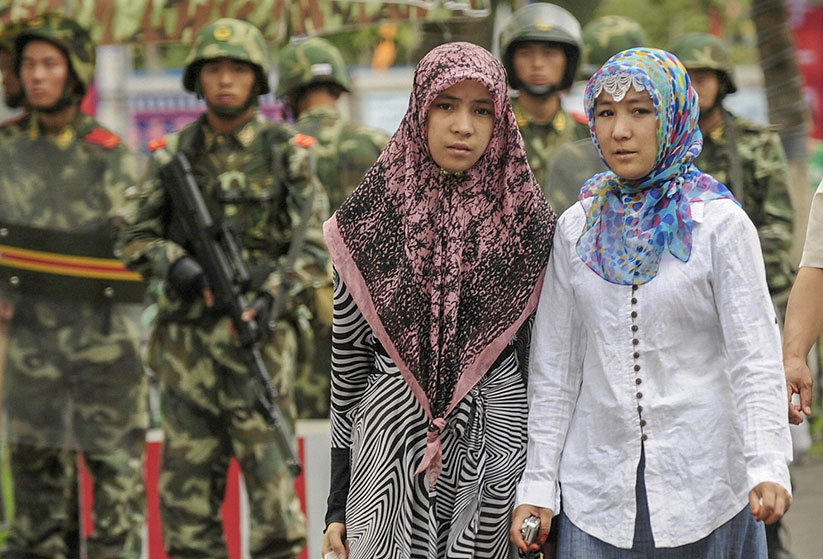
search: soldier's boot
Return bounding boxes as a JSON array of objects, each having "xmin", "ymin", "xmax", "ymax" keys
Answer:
[{"xmin": 766, "ymin": 518, "xmax": 796, "ymax": 559}]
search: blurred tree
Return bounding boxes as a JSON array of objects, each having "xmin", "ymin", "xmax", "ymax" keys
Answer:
[{"xmin": 751, "ymin": 0, "xmax": 811, "ymax": 263}]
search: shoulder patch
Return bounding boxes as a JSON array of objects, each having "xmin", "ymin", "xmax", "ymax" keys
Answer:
[
  {"xmin": 147, "ymin": 136, "xmax": 167, "ymax": 152},
  {"xmin": 85, "ymin": 127, "xmax": 121, "ymax": 149},
  {"xmin": 294, "ymin": 133, "xmax": 317, "ymax": 148}
]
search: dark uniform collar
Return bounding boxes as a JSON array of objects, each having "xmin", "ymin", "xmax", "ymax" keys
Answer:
[
  {"xmin": 199, "ymin": 111, "xmax": 265, "ymax": 151},
  {"xmin": 702, "ymin": 108, "xmax": 731, "ymax": 145},
  {"xmin": 510, "ymin": 96, "xmax": 570, "ymax": 133},
  {"xmin": 28, "ymin": 109, "xmax": 95, "ymax": 149},
  {"xmin": 298, "ymin": 104, "xmax": 341, "ymax": 123}
]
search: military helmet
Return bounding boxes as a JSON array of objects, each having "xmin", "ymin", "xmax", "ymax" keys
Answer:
[
  {"xmin": 668, "ymin": 32, "xmax": 737, "ymax": 94},
  {"xmin": 183, "ymin": 18, "xmax": 271, "ymax": 95},
  {"xmin": 276, "ymin": 36, "xmax": 351, "ymax": 98},
  {"xmin": 0, "ymin": 21, "xmax": 24, "ymax": 52},
  {"xmin": 498, "ymin": 3, "xmax": 583, "ymax": 92},
  {"xmin": 13, "ymin": 13, "xmax": 96, "ymax": 96},
  {"xmin": 580, "ymin": 16, "xmax": 649, "ymax": 80}
]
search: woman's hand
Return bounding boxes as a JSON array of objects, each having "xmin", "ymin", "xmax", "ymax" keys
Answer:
[
  {"xmin": 749, "ymin": 482, "xmax": 791, "ymax": 524},
  {"xmin": 321, "ymin": 522, "xmax": 348, "ymax": 559},
  {"xmin": 784, "ymin": 353, "xmax": 814, "ymax": 424},
  {"xmin": 510, "ymin": 504, "xmax": 553, "ymax": 553}
]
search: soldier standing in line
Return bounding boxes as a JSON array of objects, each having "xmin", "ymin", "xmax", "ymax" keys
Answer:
[
  {"xmin": 0, "ymin": 14, "xmax": 148, "ymax": 559},
  {"xmin": 498, "ymin": 2, "xmax": 590, "ymax": 212},
  {"xmin": 670, "ymin": 32, "xmax": 796, "ymax": 559},
  {"xmin": 670, "ymin": 33, "xmax": 795, "ymax": 306},
  {"xmin": 276, "ymin": 36, "xmax": 388, "ymax": 419},
  {"xmin": 116, "ymin": 18, "xmax": 328, "ymax": 559},
  {"xmin": 545, "ymin": 15, "xmax": 651, "ymax": 216}
]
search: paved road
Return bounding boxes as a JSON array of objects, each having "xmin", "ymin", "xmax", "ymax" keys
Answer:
[{"xmin": 782, "ymin": 452, "xmax": 823, "ymax": 559}]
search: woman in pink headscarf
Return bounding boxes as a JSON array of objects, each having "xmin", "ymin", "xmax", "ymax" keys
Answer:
[{"xmin": 321, "ymin": 42, "xmax": 555, "ymax": 558}]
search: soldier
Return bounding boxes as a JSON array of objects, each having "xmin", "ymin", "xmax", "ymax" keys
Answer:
[
  {"xmin": 670, "ymin": 33, "xmax": 794, "ymax": 304},
  {"xmin": 276, "ymin": 36, "xmax": 388, "ymax": 418},
  {"xmin": 670, "ymin": 32, "xmax": 796, "ymax": 559},
  {"xmin": 0, "ymin": 14, "xmax": 147, "ymax": 559},
  {"xmin": 116, "ymin": 19, "xmax": 327, "ymax": 558},
  {"xmin": 498, "ymin": 2, "xmax": 590, "ymax": 212},
  {"xmin": 277, "ymin": 36, "xmax": 389, "ymax": 212}
]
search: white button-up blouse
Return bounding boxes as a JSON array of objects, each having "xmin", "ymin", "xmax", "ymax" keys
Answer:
[{"xmin": 516, "ymin": 198, "xmax": 792, "ymax": 549}]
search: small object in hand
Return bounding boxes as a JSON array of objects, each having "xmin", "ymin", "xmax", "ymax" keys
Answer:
[
  {"xmin": 323, "ymin": 552, "xmax": 339, "ymax": 559},
  {"xmin": 521, "ymin": 514, "xmax": 540, "ymax": 545}
]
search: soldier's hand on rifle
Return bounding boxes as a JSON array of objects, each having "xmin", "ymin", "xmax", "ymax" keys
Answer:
[
  {"xmin": 168, "ymin": 255, "xmax": 212, "ymax": 305},
  {"xmin": 235, "ymin": 291, "xmax": 273, "ymax": 340}
]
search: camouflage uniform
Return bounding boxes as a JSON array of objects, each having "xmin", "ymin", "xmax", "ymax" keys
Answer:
[
  {"xmin": 697, "ymin": 115, "xmax": 794, "ymax": 296},
  {"xmin": 670, "ymin": 33, "xmax": 795, "ymax": 301},
  {"xmin": 513, "ymin": 98, "xmax": 590, "ymax": 212},
  {"xmin": 116, "ymin": 19, "xmax": 328, "ymax": 559},
  {"xmin": 276, "ymin": 37, "xmax": 388, "ymax": 418},
  {"xmin": 0, "ymin": 18, "xmax": 147, "ymax": 559},
  {"xmin": 499, "ymin": 3, "xmax": 591, "ymax": 214}
]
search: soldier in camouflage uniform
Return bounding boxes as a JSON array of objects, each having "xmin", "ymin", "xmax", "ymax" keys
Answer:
[
  {"xmin": 498, "ymin": 3, "xmax": 590, "ymax": 212},
  {"xmin": 0, "ymin": 14, "xmax": 147, "ymax": 559},
  {"xmin": 117, "ymin": 18, "xmax": 328, "ymax": 559},
  {"xmin": 670, "ymin": 32, "xmax": 796, "ymax": 559},
  {"xmin": 670, "ymin": 33, "xmax": 794, "ymax": 303},
  {"xmin": 276, "ymin": 36, "xmax": 388, "ymax": 419}
]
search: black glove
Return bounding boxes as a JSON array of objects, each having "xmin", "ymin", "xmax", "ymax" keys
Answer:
[
  {"xmin": 167, "ymin": 256, "xmax": 208, "ymax": 300},
  {"xmin": 250, "ymin": 291, "xmax": 275, "ymax": 334}
]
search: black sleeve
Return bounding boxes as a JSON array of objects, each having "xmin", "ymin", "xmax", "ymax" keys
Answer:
[{"xmin": 324, "ymin": 447, "xmax": 351, "ymax": 528}]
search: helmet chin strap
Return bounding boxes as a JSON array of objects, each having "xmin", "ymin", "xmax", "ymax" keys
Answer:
[
  {"xmin": 4, "ymin": 91, "xmax": 25, "ymax": 109},
  {"xmin": 198, "ymin": 80, "xmax": 260, "ymax": 119},
  {"xmin": 31, "ymin": 74, "xmax": 81, "ymax": 114},
  {"xmin": 521, "ymin": 81, "xmax": 562, "ymax": 98},
  {"xmin": 35, "ymin": 93, "xmax": 75, "ymax": 114}
]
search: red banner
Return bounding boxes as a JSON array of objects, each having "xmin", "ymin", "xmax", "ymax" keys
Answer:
[{"xmin": 792, "ymin": 2, "xmax": 823, "ymax": 139}]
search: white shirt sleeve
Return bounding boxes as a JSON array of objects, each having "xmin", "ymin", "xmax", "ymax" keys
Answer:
[
  {"xmin": 711, "ymin": 204, "xmax": 793, "ymax": 494},
  {"xmin": 516, "ymin": 208, "xmax": 587, "ymax": 514},
  {"xmin": 800, "ymin": 177, "xmax": 823, "ymax": 268}
]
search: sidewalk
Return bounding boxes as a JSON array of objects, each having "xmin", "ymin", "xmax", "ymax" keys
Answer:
[{"xmin": 782, "ymin": 452, "xmax": 823, "ymax": 559}]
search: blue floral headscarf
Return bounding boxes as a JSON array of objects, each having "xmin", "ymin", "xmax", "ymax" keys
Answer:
[{"xmin": 577, "ymin": 47, "xmax": 738, "ymax": 285}]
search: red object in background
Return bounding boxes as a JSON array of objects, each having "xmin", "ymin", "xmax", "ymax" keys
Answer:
[
  {"xmin": 79, "ymin": 437, "xmax": 309, "ymax": 558},
  {"xmin": 80, "ymin": 81, "xmax": 97, "ymax": 116},
  {"xmin": 792, "ymin": 3, "xmax": 823, "ymax": 139}
]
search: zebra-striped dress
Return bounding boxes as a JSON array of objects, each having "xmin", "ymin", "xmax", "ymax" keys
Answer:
[{"xmin": 327, "ymin": 278, "xmax": 531, "ymax": 559}]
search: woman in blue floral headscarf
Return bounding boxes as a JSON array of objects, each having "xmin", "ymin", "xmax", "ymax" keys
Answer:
[{"xmin": 510, "ymin": 48, "xmax": 792, "ymax": 558}]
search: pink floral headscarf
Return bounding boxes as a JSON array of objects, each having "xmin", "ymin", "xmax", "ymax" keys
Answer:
[{"xmin": 323, "ymin": 42, "xmax": 554, "ymax": 483}]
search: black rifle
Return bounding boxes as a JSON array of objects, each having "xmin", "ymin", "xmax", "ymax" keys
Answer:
[{"xmin": 159, "ymin": 152, "xmax": 302, "ymax": 476}]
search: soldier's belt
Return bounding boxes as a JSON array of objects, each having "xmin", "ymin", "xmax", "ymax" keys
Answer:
[{"xmin": 0, "ymin": 222, "xmax": 145, "ymax": 303}]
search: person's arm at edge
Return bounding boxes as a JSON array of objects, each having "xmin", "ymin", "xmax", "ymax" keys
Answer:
[{"xmin": 783, "ymin": 265, "xmax": 823, "ymax": 423}]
